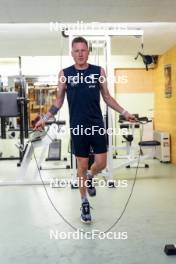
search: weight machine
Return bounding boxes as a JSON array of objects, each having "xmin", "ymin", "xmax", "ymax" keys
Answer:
[{"xmin": 0, "ymin": 78, "xmax": 29, "ymax": 165}]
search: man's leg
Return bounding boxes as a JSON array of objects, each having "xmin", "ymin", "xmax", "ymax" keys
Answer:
[
  {"xmin": 76, "ymin": 156, "xmax": 92, "ymax": 223},
  {"xmin": 76, "ymin": 156, "xmax": 89, "ymax": 199},
  {"xmin": 87, "ymin": 152, "xmax": 107, "ymax": 197},
  {"xmin": 90, "ymin": 152, "xmax": 107, "ymax": 176},
  {"xmin": 88, "ymin": 130, "xmax": 107, "ymax": 179}
]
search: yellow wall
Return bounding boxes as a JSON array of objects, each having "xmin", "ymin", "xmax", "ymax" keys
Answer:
[
  {"xmin": 115, "ymin": 68, "xmax": 154, "ymax": 93},
  {"xmin": 154, "ymin": 45, "xmax": 176, "ymax": 164}
]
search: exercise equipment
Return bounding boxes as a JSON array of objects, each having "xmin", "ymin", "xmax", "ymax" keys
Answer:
[
  {"xmin": 114, "ymin": 113, "xmax": 139, "ymax": 158},
  {"xmin": 38, "ymin": 120, "xmax": 71, "ymax": 170},
  {"xmin": 164, "ymin": 244, "xmax": 176, "ymax": 256},
  {"xmin": 0, "ymin": 56, "xmax": 29, "ymax": 164},
  {"xmin": 0, "ymin": 127, "xmax": 55, "ymax": 186},
  {"xmin": 46, "ymin": 140, "xmax": 61, "ymax": 161},
  {"xmin": 114, "ymin": 114, "xmax": 152, "ymax": 168},
  {"xmin": 0, "ymin": 74, "xmax": 55, "ymax": 185},
  {"xmin": 100, "ymin": 117, "xmax": 160, "ymax": 178},
  {"xmin": 29, "ymin": 130, "xmax": 47, "ymax": 142},
  {"xmin": 0, "ymin": 88, "xmax": 29, "ymax": 165}
]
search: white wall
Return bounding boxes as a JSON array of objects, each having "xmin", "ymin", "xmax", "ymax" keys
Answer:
[{"xmin": 0, "ymin": 61, "xmax": 19, "ymax": 75}]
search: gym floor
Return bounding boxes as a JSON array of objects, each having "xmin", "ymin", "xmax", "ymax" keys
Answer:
[{"xmin": 0, "ymin": 156, "xmax": 176, "ymax": 264}]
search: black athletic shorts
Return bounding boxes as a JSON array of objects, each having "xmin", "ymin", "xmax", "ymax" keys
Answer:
[{"xmin": 71, "ymin": 124, "xmax": 107, "ymax": 158}]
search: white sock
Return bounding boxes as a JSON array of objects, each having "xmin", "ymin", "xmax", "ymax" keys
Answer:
[{"xmin": 87, "ymin": 170, "xmax": 93, "ymax": 179}]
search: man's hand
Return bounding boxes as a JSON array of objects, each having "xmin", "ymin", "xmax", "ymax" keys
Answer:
[
  {"xmin": 33, "ymin": 115, "xmax": 45, "ymax": 131},
  {"xmin": 123, "ymin": 112, "xmax": 138, "ymax": 122}
]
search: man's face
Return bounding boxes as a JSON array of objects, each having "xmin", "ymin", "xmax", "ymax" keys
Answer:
[{"xmin": 71, "ymin": 42, "xmax": 89, "ymax": 66}]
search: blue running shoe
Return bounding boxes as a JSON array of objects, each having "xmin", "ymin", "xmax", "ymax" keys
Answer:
[{"xmin": 80, "ymin": 201, "xmax": 92, "ymax": 224}]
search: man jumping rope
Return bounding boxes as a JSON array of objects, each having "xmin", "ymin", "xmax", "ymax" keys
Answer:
[{"xmin": 35, "ymin": 37, "xmax": 136, "ymax": 224}]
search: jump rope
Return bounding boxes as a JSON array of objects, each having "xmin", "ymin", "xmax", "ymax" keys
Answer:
[{"xmin": 29, "ymin": 118, "xmax": 148, "ymax": 234}]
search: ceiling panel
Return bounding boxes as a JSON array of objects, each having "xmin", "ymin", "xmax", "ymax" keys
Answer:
[{"xmin": 0, "ymin": 0, "xmax": 176, "ymax": 23}]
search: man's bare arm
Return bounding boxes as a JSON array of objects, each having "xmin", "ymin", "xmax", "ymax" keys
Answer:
[
  {"xmin": 34, "ymin": 70, "xmax": 66, "ymax": 130},
  {"xmin": 43, "ymin": 70, "xmax": 66, "ymax": 120},
  {"xmin": 99, "ymin": 67, "xmax": 137, "ymax": 121}
]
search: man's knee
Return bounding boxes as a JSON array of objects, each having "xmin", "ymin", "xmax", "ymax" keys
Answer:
[
  {"xmin": 77, "ymin": 165, "xmax": 88, "ymax": 176},
  {"xmin": 95, "ymin": 160, "xmax": 107, "ymax": 171}
]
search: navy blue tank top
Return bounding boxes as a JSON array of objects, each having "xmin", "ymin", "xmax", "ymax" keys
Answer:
[{"xmin": 63, "ymin": 64, "xmax": 104, "ymax": 128}]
